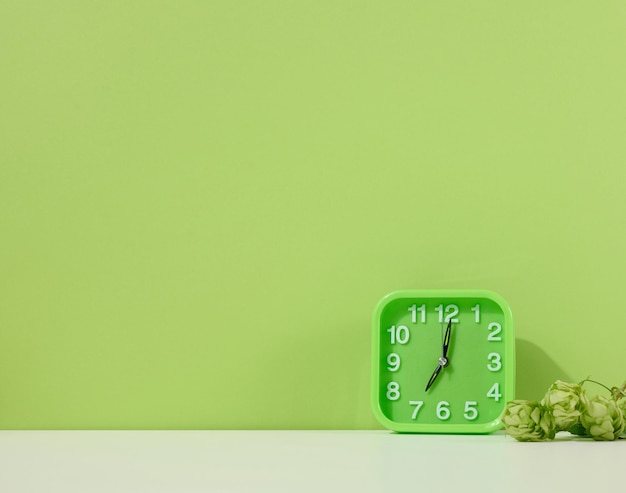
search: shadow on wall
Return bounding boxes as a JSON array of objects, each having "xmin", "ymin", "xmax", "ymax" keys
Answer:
[{"xmin": 516, "ymin": 339, "xmax": 573, "ymax": 401}]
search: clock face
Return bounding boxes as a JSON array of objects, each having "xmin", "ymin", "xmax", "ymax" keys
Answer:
[{"xmin": 371, "ymin": 290, "xmax": 515, "ymax": 433}]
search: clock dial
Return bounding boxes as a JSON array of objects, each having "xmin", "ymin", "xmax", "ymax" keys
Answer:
[{"xmin": 371, "ymin": 290, "xmax": 515, "ymax": 433}]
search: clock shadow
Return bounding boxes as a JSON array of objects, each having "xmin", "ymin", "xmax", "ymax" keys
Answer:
[
  {"xmin": 515, "ymin": 338, "xmax": 573, "ymax": 400},
  {"xmin": 428, "ymin": 337, "xmax": 573, "ymax": 399}
]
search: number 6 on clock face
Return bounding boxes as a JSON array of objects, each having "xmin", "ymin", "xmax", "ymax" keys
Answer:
[{"xmin": 371, "ymin": 290, "xmax": 515, "ymax": 434}]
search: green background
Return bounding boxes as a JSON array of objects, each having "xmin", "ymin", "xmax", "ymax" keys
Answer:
[{"xmin": 1, "ymin": 1, "xmax": 625, "ymax": 429}]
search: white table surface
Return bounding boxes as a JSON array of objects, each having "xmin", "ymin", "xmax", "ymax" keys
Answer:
[{"xmin": 0, "ymin": 430, "xmax": 622, "ymax": 492}]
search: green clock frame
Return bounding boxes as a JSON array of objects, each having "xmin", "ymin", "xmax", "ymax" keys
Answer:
[{"xmin": 371, "ymin": 289, "xmax": 515, "ymax": 433}]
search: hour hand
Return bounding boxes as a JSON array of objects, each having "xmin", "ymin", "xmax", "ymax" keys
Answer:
[{"xmin": 424, "ymin": 363, "xmax": 442, "ymax": 392}]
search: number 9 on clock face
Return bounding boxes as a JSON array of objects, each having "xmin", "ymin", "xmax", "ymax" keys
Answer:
[{"xmin": 371, "ymin": 290, "xmax": 515, "ymax": 433}]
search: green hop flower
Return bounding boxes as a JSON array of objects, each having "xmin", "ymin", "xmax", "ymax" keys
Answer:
[
  {"xmin": 501, "ymin": 400, "xmax": 556, "ymax": 442},
  {"xmin": 580, "ymin": 394, "xmax": 625, "ymax": 441},
  {"xmin": 567, "ymin": 421, "xmax": 588, "ymax": 437},
  {"xmin": 617, "ymin": 399, "xmax": 626, "ymax": 437},
  {"xmin": 540, "ymin": 380, "xmax": 584, "ymax": 431}
]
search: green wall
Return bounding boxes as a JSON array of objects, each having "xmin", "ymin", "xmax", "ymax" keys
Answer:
[{"xmin": 1, "ymin": 2, "xmax": 625, "ymax": 429}]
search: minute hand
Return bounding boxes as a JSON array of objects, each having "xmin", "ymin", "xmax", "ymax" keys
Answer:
[
  {"xmin": 424, "ymin": 320, "xmax": 452, "ymax": 392},
  {"xmin": 442, "ymin": 319, "xmax": 452, "ymax": 361}
]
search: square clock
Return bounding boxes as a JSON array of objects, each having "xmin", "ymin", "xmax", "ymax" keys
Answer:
[{"xmin": 371, "ymin": 290, "xmax": 515, "ymax": 433}]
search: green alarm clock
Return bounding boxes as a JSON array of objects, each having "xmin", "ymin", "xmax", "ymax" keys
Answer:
[{"xmin": 371, "ymin": 289, "xmax": 515, "ymax": 433}]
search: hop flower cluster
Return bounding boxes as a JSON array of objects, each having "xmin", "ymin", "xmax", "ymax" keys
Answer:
[{"xmin": 501, "ymin": 379, "xmax": 626, "ymax": 441}]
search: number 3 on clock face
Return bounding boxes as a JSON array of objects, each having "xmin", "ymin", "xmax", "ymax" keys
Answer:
[{"xmin": 371, "ymin": 290, "xmax": 515, "ymax": 433}]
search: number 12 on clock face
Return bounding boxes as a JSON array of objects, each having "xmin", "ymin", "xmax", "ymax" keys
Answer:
[{"xmin": 371, "ymin": 290, "xmax": 515, "ymax": 434}]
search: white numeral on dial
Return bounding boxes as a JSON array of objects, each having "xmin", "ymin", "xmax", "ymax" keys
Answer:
[
  {"xmin": 464, "ymin": 401, "xmax": 478, "ymax": 420},
  {"xmin": 436, "ymin": 401, "xmax": 451, "ymax": 420},
  {"xmin": 387, "ymin": 325, "xmax": 410, "ymax": 345},
  {"xmin": 487, "ymin": 352, "xmax": 502, "ymax": 371},
  {"xmin": 471, "ymin": 304, "xmax": 480, "ymax": 323},
  {"xmin": 387, "ymin": 353, "xmax": 401, "ymax": 372},
  {"xmin": 435, "ymin": 304, "xmax": 459, "ymax": 324},
  {"xmin": 487, "ymin": 383, "xmax": 502, "ymax": 401},
  {"xmin": 487, "ymin": 322, "xmax": 502, "ymax": 341},
  {"xmin": 387, "ymin": 382, "xmax": 400, "ymax": 401},
  {"xmin": 408, "ymin": 304, "xmax": 426, "ymax": 323},
  {"xmin": 409, "ymin": 401, "xmax": 424, "ymax": 419}
]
